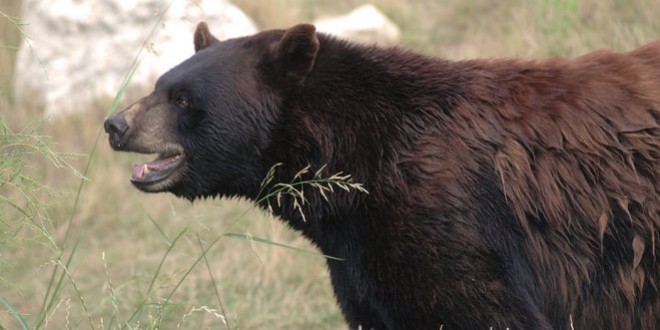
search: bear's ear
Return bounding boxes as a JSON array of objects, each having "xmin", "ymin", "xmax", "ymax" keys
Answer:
[
  {"xmin": 194, "ymin": 22, "xmax": 219, "ymax": 52},
  {"xmin": 276, "ymin": 24, "xmax": 320, "ymax": 83}
]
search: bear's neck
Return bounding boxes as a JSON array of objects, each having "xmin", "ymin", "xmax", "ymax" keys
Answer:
[
  {"xmin": 276, "ymin": 36, "xmax": 470, "ymax": 186},
  {"xmin": 261, "ymin": 37, "xmax": 472, "ymax": 247}
]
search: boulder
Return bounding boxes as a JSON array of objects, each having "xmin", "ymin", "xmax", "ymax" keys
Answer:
[
  {"xmin": 314, "ymin": 5, "xmax": 400, "ymax": 45},
  {"xmin": 14, "ymin": 0, "xmax": 256, "ymax": 116}
]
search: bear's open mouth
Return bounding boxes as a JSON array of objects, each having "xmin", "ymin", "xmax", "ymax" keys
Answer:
[{"xmin": 130, "ymin": 152, "xmax": 185, "ymax": 184}]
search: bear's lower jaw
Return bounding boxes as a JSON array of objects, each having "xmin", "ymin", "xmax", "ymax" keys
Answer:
[{"xmin": 130, "ymin": 153, "xmax": 186, "ymax": 192}]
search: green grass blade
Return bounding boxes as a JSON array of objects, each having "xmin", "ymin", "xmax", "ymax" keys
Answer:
[
  {"xmin": 0, "ymin": 194, "xmax": 32, "ymax": 220},
  {"xmin": 147, "ymin": 212, "xmax": 172, "ymax": 247},
  {"xmin": 152, "ymin": 233, "xmax": 225, "ymax": 324},
  {"xmin": 224, "ymin": 233, "xmax": 344, "ymax": 261},
  {"xmin": 33, "ymin": 258, "xmax": 59, "ymax": 328},
  {"xmin": 55, "ymin": 250, "xmax": 95, "ymax": 329},
  {"xmin": 0, "ymin": 294, "xmax": 29, "ymax": 330},
  {"xmin": 124, "ymin": 228, "xmax": 187, "ymax": 328},
  {"xmin": 34, "ymin": 238, "xmax": 79, "ymax": 329},
  {"xmin": 0, "ymin": 193, "xmax": 58, "ymax": 250},
  {"xmin": 196, "ymin": 234, "xmax": 231, "ymax": 330},
  {"xmin": 144, "ymin": 229, "xmax": 187, "ymax": 305}
]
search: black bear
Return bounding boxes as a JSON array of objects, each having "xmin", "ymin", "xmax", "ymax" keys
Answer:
[{"xmin": 105, "ymin": 22, "xmax": 660, "ymax": 329}]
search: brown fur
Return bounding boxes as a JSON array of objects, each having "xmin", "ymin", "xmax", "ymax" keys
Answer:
[
  {"xmin": 105, "ymin": 23, "xmax": 660, "ymax": 328},
  {"xmin": 433, "ymin": 41, "xmax": 660, "ymax": 328},
  {"xmin": 277, "ymin": 37, "xmax": 660, "ymax": 328}
]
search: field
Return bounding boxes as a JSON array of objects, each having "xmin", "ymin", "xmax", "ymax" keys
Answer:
[{"xmin": 1, "ymin": 0, "xmax": 658, "ymax": 329}]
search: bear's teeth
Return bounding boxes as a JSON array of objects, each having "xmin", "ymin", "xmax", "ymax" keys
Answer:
[{"xmin": 143, "ymin": 164, "xmax": 150, "ymax": 175}]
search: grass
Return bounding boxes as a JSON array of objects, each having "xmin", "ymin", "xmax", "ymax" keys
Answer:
[{"xmin": 1, "ymin": 0, "xmax": 659, "ymax": 329}]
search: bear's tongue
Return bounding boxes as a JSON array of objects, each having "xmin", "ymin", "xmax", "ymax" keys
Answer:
[{"xmin": 132, "ymin": 155, "xmax": 180, "ymax": 181}]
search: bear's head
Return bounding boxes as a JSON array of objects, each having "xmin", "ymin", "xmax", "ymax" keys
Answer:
[{"xmin": 104, "ymin": 22, "xmax": 320, "ymax": 200}]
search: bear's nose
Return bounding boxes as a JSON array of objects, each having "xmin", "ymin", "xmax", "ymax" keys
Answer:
[{"xmin": 104, "ymin": 114, "xmax": 129, "ymax": 148}]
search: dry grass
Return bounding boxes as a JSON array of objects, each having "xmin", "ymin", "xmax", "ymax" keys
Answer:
[{"xmin": 1, "ymin": 0, "xmax": 659, "ymax": 329}]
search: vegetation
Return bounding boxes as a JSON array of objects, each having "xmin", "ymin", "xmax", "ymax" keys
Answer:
[{"xmin": 0, "ymin": 0, "xmax": 658, "ymax": 329}]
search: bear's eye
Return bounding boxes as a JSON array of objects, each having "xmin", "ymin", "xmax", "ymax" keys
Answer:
[{"xmin": 175, "ymin": 95, "xmax": 190, "ymax": 109}]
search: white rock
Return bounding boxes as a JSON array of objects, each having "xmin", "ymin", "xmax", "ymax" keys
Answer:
[
  {"xmin": 314, "ymin": 5, "xmax": 400, "ymax": 45},
  {"xmin": 14, "ymin": 0, "xmax": 256, "ymax": 117}
]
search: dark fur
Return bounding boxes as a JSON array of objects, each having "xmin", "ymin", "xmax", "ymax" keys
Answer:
[{"xmin": 105, "ymin": 23, "xmax": 660, "ymax": 329}]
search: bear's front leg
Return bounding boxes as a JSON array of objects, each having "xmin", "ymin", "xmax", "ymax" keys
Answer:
[{"xmin": 326, "ymin": 259, "xmax": 388, "ymax": 329}]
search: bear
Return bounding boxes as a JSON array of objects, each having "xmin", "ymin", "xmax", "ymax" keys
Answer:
[{"xmin": 104, "ymin": 22, "xmax": 660, "ymax": 329}]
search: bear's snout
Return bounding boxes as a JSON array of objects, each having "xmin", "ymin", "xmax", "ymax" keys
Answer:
[{"xmin": 104, "ymin": 114, "xmax": 130, "ymax": 149}]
